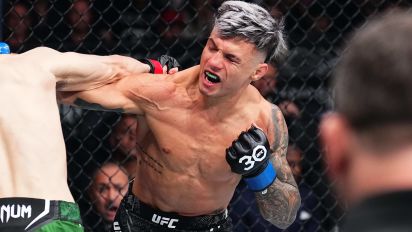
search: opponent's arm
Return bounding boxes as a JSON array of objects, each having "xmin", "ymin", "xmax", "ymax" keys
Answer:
[
  {"xmin": 21, "ymin": 47, "xmax": 151, "ymax": 92},
  {"xmin": 255, "ymin": 105, "xmax": 300, "ymax": 228}
]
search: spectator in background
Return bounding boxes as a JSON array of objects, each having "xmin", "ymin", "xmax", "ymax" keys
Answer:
[
  {"xmin": 109, "ymin": 114, "xmax": 140, "ymax": 178},
  {"xmin": 182, "ymin": 0, "xmax": 215, "ymax": 40},
  {"xmin": 84, "ymin": 162, "xmax": 129, "ymax": 231},
  {"xmin": 157, "ymin": 8, "xmax": 185, "ymax": 47},
  {"xmin": 4, "ymin": 1, "xmax": 36, "ymax": 52},
  {"xmin": 61, "ymin": 0, "xmax": 113, "ymax": 54},
  {"xmin": 252, "ymin": 62, "xmax": 301, "ymax": 119},
  {"xmin": 320, "ymin": 10, "xmax": 412, "ymax": 232},
  {"xmin": 284, "ymin": 143, "xmax": 323, "ymax": 231},
  {"xmin": 63, "ymin": 0, "xmax": 95, "ymax": 51},
  {"xmin": 67, "ymin": 0, "xmax": 93, "ymax": 44},
  {"xmin": 32, "ymin": 0, "xmax": 52, "ymax": 45}
]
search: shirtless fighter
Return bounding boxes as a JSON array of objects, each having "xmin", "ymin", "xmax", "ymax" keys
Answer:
[
  {"xmin": 0, "ymin": 45, "xmax": 175, "ymax": 231},
  {"xmin": 60, "ymin": 1, "xmax": 301, "ymax": 231}
]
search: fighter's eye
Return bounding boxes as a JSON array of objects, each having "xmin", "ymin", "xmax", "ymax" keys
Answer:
[
  {"xmin": 225, "ymin": 55, "xmax": 239, "ymax": 64},
  {"xmin": 209, "ymin": 44, "xmax": 217, "ymax": 51}
]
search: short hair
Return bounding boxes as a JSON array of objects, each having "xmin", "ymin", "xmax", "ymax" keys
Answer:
[
  {"xmin": 334, "ymin": 9, "xmax": 412, "ymax": 133},
  {"xmin": 214, "ymin": 0, "xmax": 287, "ymax": 64}
]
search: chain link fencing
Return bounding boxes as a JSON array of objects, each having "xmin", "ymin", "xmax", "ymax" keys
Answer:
[{"xmin": 1, "ymin": 0, "xmax": 411, "ymax": 231}]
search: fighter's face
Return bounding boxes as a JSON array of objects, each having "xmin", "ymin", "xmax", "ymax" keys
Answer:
[
  {"xmin": 110, "ymin": 116, "xmax": 138, "ymax": 158},
  {"xmin": 198, "ymin": 28, "xmax": 266, "ymax": 97},
  {"xmin": 286, "ymin": 146, "xmax": 303, "ymax": 184},
  {"xmin": 89, "ymin": 164, "xmax": 129, "ymax": 222}
]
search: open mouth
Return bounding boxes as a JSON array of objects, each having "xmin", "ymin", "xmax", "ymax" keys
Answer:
[
  {"xmin": 107, "ymin": 205, "xmax": 118, "ymax": 214},
  {"xmin": 205, "ymin": 71, "xmax": 221, "ymax": 83}
]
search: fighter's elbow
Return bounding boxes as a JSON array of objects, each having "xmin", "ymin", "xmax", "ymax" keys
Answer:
[
  {"xmin": 262, "ymin": 213, "xmax": 296, "ymax": 229},
  {"xmin": 262, "ymin": 190, "xmax": 301, "ymax": 229},
  {"xmin": 28, "ymin": 46, "xmax": 60, "ymax": 57}
]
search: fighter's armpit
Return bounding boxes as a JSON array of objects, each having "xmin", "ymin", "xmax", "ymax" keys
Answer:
[
  {"xmin": 73, "ymin": 98, "xmax": 125, "ymax": 113},
  {"xmin": 254, "ymin": 104, "xmax": 300, "ymax": 229}
]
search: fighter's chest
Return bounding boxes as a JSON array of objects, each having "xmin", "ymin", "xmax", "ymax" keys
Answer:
[
  {"xmin": 148, "ymin": 114, "xmax": 253, "ymax": 177},
  {"xmin": 159, "ymin": 133, "xmax": 235, "ymax": 179},
  {"xmin": 157, "ymin": 121, "xmax": 238, "ymax": 154}
]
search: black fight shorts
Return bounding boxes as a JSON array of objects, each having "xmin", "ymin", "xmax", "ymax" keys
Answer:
[{"xmin": 112, "ymin": 187, "xmax": 232, "ymax": 232}]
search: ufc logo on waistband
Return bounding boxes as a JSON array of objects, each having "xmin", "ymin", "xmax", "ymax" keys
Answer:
[
  {"xmin": 152, "ymin": 214, "xmax": 179, "ymax": 228},
  {"xmin": 239, "ymin": 145, "xmax": 267, "ymax": 171},
  {"xmin": 113, "ymin": 221, "xmax": 122, "ymax": 232}
]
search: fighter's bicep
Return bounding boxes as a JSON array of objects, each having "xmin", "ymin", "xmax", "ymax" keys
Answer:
[
  {"xmin": 59, "ymin": 73, "xmax": 173, "ymax": 114},
  {"xmin": 120, "ymin": 73, "xmax": 177, "ymax": 109},
  {"xmin": 58, "ymin": 80, "xmax": 143, "ymax": 114}
]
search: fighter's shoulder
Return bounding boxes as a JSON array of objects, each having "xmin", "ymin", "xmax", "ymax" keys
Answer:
[
  {"xmin": 146, "ymin": 65, "xmax": 198, "ymax": 84},
  {"xmin": 257, "ymin": 100, "xmax": 284, "ymax": 130},
  {"xmin": 170, "ymin": 65, "xmax": 200, "ymax": 85},
  {"xmin": 249, "ymin": 88, "xmax": 277, "ymax": 115},
  {"xmin": 264, "ymin": 101, "xmax": 284, "ymax": 124},
  {"xmin": 256, "ymin": 102, "xmax": 286, "ymax": 151},
  {"xmin": 149, "ymin": 65, "xmax": 198, "ymax": 89},
  {"xmin": 127, "ymin": 67, "xmax": 197, "ymax": 102}
]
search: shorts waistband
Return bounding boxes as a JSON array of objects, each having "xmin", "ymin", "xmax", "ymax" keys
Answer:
[
  {"xmin": 0, "ymin": 197, "xmax": 81, "ymax": 231},
  {"xmin": 124, "ymin": 185, "xmax": 228, "ymax": 230}
]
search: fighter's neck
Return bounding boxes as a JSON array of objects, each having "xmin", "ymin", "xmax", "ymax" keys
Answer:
[
  {"xmin": 175, "ymin": 65, "xmax": 256, "ymax": 117},
  {"xmin": 197, "ymin": 86, "xmax": 253, "ymax": 120},
  {"xmin": 204, "ymin": 90, "xmax": 246, "ymax": 107}
]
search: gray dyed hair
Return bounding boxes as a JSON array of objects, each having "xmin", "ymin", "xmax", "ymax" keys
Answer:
[{"xmin": 214, "ymin": 0, "xmax": 287, "ymax": 64}]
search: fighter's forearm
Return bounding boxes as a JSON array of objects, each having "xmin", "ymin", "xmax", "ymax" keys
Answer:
[
  {"xmin": 254, "ymin": 146, "xmax": 301, "ymax": 229},
  {"xmin": 55, "ymin": 53, "xmax": 149, "ymax": 92},
  {"xmin": 255, "ymin": 170, "xmax": 301, "ymax": 229}
]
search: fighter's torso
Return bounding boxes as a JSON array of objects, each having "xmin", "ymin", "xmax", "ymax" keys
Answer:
[
  {"xmin": 0, "ymin": 54, "xmax": 73, "ymax": 201},
  {"xmin": 133, "ymin": 67, "xmax": 273, "ymax": 215}
]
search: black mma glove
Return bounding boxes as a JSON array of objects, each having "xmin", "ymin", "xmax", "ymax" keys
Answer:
[
  {"xmin": 226, "ymin": 125, "xmax": 277, "ymax": 192},
  {"xmin": 140, "ymin": 55, "xmax": 180, "ymax": 74}
]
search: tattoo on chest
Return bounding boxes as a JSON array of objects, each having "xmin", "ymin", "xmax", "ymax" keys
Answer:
[
  {"xmin": 74, "ymin": 98, "xmax": 124, "ymax": 112},
  {"xmin": 138, "ymin": 145, "xmax": 164, "ymax": 174}
]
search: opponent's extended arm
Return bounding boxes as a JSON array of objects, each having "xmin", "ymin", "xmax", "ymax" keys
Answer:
[
  {"xmin": 21, "ymin": 47, "xmax": 151, "ymax": 92},
  {"xmin": 254, "ymin": 105, "xmax": 301, "ymax": 228}
]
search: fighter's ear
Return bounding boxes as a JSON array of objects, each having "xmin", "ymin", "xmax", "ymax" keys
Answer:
[
  {"xmin": 251, "ymin": 63, "xmax": 268, "ymax": 82},
  {"xmin": 319, "ymin": 113, "xmax": 352, "ymax": 181}
]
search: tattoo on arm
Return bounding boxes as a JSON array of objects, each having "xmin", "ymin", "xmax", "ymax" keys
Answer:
[
  {"xmin": 73, "ymin": 98, "xmax": 125, "ymax": 113},
  {"xmin": 254, "ymin": 104, "xmax": 301, "ymax": 229}
]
